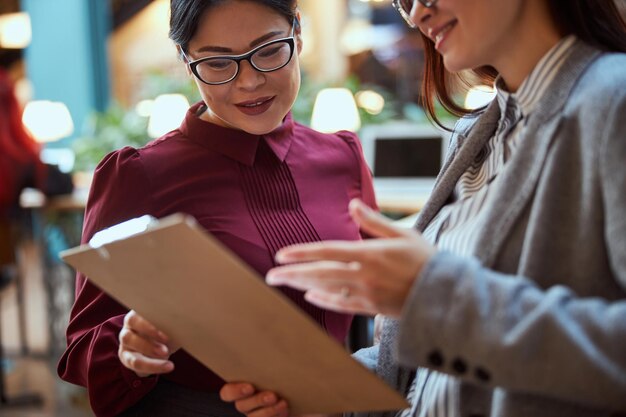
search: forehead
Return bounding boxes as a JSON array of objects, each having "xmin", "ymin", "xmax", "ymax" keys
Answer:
[{"xmin": 190, "ymin": 1, "xmax": 290, "ymax": 51}]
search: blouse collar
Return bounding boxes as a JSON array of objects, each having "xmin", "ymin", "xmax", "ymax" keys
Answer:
[
  {"xmin": 495, "ymin": 35, "xmax": 577, "ymax": 118},
  {"xmin": 179, "ymin": 101, "xmax": 295, "ymax": 166}
]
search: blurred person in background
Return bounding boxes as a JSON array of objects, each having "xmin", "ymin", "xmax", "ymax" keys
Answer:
[{"xmin": 0, "ymin": 68, "xmax": 72, "ymax": 281}]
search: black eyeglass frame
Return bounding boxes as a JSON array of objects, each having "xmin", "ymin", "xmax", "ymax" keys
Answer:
[
  {"xmin": 392, "ymin": 0, "xmax": 438, "ymax": 28},
  {"xmin": 181, "ymin": 21, "xmax": 297, "ymax": 86}
]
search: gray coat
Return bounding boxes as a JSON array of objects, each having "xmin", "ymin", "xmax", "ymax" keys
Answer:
[{"xmin": 354, "ymin": 41, "xmax": 626, "ymax": 417}]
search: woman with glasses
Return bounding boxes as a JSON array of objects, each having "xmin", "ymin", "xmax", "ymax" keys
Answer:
[
  {"xmin": 222, "ymin": 0, "xmax": 626, "ymax": 416},
  {"xmin": 57, "ymin": 1, "xmax": 377, "ymax": 416}
]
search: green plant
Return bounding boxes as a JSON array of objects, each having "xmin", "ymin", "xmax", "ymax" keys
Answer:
[
  {"xmin": 72, "ymin": 102, "xmax": 150, "ymax": 171},
  {"xmin": 72, "ymin": 71, "xmax": 201, "ymax": 171}
]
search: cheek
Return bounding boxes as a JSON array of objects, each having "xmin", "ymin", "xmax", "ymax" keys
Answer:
[
  {"xmin": 197, "ymin": 82, "xmax": 228, "ymax": 108},
  {"xmin": 280, "ymin": 63, "xmax": 301, "ymax": 105}
]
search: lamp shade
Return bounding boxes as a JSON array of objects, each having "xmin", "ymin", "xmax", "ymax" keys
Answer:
[
  {"xmin": 0, "ymin": 12, "xmax": 32, "ymax": 49},
  {"xmin": 311, "ymin": 88, "xmax": 361, "ymax": 133},
  {"xmin": 22, "ymin": 100, "xmax": 74, "ymax": 143},
  {"xmin": 147, "ymin": 94, "xmax": 190, "ymax": 138}
]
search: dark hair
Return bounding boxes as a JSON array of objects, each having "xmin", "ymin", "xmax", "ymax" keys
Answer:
[
  {"xmin": 169, "ymin": 0, "xmax": 298, "ymax": 53},
  {"xmin": 421, "ymin": 0, "xmax": 626, "ymax": 130}
]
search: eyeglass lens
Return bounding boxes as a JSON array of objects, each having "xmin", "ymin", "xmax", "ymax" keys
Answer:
[
  {"xmin": 194, "ymin": 40, "xmax": 293, "ymax": 84},
  {"xmin": 399, "ymin": 0, "xmax": 413, "ymax": 14},
  {"xmin": 398, "ymin": 0, "xmax": 437, "ymax": 14}
]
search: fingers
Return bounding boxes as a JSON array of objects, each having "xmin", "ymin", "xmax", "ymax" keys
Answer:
[
  {"xmin": 119, "ymin": 310, "xmax": 175, "ymax": 377},
  {"xmin": 267, "ymin": 261, "xmax": 361, "ymax": 291},
  {"xmin": 124, "ymin": 310, "xmax": 170, "ymax": 345},
  {"xmin": 220, "ymin": 383, "xmax": 255, "ymax": 401},
  {"xmin": 235, "ymin": 392, "xmax": 288, "ymax": 417},
  {"xmin": 220, "ymin": 384, "xmax": 288, "ymax": 417},
  {"xmin": 275, "ymin": 240, "xmax": 364, "ymax": 264},
  {"xmin": 274, "ymin": 199, "xmax": 406, "ymax": 265},
  {"xmin": 119, "ymin": 326, "xmax": 170, "ymax": 359},
  {"xmin": 268, "ymin": 261, "xmax": 377, "ymax": 315},
  {"xmin": 348, "ymin": 199, "xmax": 408, "ymax": 239},
  {"xmin": 304, "ymin": 288, "xmax": 375, "ymax": 316},
  {"xmin": 118, "ymin": 349, "xmax": 174, "ymax": 377}
]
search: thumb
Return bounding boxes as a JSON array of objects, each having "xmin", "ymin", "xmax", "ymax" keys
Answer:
[{"xmin": 349, "ymin": 199, "xmax": 407, "ymax": 239}]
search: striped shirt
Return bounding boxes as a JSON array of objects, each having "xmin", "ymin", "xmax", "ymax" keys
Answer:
[{"xmin": 396, "ymin": 35, "xmax": 577, "ymax": 417}]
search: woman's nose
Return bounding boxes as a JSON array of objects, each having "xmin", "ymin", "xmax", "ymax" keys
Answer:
[
  {"xmin": 412, "ymin": 2, "xmax": 434, "ymax": 27},
  {"xmin": 234, "ymin": 60, "xmax": 266, "ymax": 90}
]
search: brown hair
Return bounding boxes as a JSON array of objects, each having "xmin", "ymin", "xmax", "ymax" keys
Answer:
[{"xmin": 421, "ymin": 0, "xmax": 626, "ymax": 130}]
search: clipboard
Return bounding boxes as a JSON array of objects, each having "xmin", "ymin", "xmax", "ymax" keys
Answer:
[{"xmin": 60, "ymin": 214, "xmax": 408, "ymax": 415}]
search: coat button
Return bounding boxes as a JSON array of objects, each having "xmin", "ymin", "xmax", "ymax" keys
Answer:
[
  {"xmin": 474, "ymin": 366, "xmax": 491, "ymax": 382},
  {"xmin": 427, "ymin": 350, "xmax": 444, "ymax": 367},
  {"xmin": 132, "ymin": 379, "xmax": 142, "ymax": 388},
  {"xmin": 452, "ymin": 358, "xmax": 467, "ymax": 375}
]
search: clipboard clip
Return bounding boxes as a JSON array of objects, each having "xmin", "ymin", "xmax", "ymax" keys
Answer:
[{"xmin": 88, "ymin": 215, "xmax": 158, "ymax": 259}]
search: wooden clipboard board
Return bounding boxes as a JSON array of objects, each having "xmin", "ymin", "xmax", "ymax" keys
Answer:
[{"xmin": 60, "ymin": 214, "xmax": 408, "ymax": 415}]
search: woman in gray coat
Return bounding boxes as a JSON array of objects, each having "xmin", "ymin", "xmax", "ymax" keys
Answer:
[{"xmin": 221, "ymin": 0, "xmax": 626, "ymax": 416}]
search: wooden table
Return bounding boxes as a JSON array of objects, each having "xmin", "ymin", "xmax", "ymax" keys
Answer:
[{"xmin": 20, "ymin": 188, "xmax": 88, "ymax": 212}]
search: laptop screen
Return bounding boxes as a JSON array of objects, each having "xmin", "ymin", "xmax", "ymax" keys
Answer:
[
  {"xmin": 373, "ymin": 136, "xmax": 442, "ymax": 178},
  {"xmin": 359, "ymin": 123, "xmax": 449, "ymax": 211}
]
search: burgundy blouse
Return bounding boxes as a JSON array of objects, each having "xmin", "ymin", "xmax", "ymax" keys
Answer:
[{"xmin": 57, "ymin": 102, "xmax": 377, "ymax": 417}]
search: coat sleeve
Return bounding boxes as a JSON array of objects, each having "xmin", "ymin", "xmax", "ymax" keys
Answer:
[
  {"xmin": 600, "ymin": 79, "xmax": 626, "ymax": 290},
  {"xmin": 57, "ymin": 147, "xmax": 159, "ymax": 417},
  {"xmin": 395, "ymin": 85, "xmax": 626, "ymax": 412},
  {"xmin": 396, "ymin": 249, "xmax": 626, "ymax": 412}
]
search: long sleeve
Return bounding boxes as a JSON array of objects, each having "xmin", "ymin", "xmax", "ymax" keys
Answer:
[
  {"xmin": 397, "ymin": 249, "xmax": 626, "ymax": 411},
  {"xmin": 600, "ymin": 84, "xmax": 626, "ymax": 289},
  {"xmin": 57, "ymin": 147, "xmax": 159, "ymax": 417}
]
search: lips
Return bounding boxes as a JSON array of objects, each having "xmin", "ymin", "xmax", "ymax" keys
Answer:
[
  {"xmin": 427, "ymin": 20, "xmax": 458, "ymax": 50},
  {"xmin": 235, "ymin": 96, "xmax": 275, "ymax": 116}
]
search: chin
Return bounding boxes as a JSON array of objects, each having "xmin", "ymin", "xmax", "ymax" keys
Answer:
[
  {"xmin": 240, "ymin": 119, "xmax": 282, "ymax": 135},
  {"xmin": 442, "ymin": 49, "xmax": 484, "ymax": 74},
  {"xmin": 442, "ymin": 55, "xmax": 466, "ymax": 73}
]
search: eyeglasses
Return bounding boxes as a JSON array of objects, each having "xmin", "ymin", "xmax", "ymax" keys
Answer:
[
  {"xmin": 182, "ymin": 19, "xmax": 297, "ymax": 85},
  {"xmin": 392, "ymin": 0, "xmax": 438, "ymax": 28}
]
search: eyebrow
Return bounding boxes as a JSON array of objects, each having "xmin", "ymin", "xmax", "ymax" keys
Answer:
[{"xmin": 195, "ymin": 30, "xmax": 286, "ymax": 54}]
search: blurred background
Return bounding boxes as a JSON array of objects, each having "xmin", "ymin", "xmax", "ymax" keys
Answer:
[{"xmin": 1, "ymin": 0, "xmax": 625, "ymax": 416}]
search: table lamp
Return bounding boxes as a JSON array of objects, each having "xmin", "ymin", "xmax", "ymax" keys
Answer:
[
  {"xmin": 147, "ymin": 94, "xmax": 190, "ymax": 138},
  {"xmin": 311, "ymin": 88, "xmax": 361, "ymax": 133}
]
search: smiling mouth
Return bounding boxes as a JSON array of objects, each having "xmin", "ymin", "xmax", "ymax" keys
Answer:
[
  {"xmin": 430, "ymin": 20, "xmax": 457, "ymax": 48},
  {"xmin": 237, "ymin": 97, "xmax": 274, "ymax": 108},
  {"xmin": 235, "ymin": 96, "xmax": 276, "ymax": 116}
]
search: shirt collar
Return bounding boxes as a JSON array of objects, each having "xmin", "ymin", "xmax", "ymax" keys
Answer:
[
  {"xmin": 495, "ymin": 35, "xmax": 577, "ymax": 117},
  {"xmin": 179, "ymin": 101, "xmax": 295, "ymax": 166}
]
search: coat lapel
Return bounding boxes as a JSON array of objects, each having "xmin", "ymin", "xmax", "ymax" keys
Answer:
[
  {"xmin": 415, "ymin": 104, "xmax": 500, "ymax": 231},
  {"xmin": 473, "ymin": 42, "xmax": 601, "ymax": 265}
]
